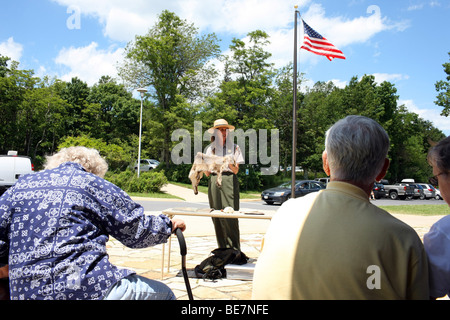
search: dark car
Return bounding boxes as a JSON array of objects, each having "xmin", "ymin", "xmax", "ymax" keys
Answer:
[
  {"xmin": 408, "ymin": 184, "xmax": 426, "ymax": 200},
  {"xmin": 261, "ymin": 180, "xmax": 326, "ymax": 205},
  {"xmin": 372, "ymin": 183, "xmax": 387, "ymax": 199}
]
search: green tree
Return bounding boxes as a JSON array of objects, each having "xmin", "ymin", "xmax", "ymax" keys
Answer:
[
  {"xmin": 435, "ymin": 52, "xmax": 450, "ymax": 116},
  {"xmin": 20, "ymin": 77, "xmax": 68, "ymax": 166},
  {"xmin": 341, "ymin": 75, "xmax": 385, "ymax": 121},
  {"xmin": 87, "ymin": 76, "xmax": 139, "ymax": 144},
  {"xmin": 119, "ymin": 10, "xmax": 220, "ymax": 166},
  {"xmin": 294, "ymin": 75, "xmax": 444, "ymax": 183},
  {"xmin": 225, "ymin": 30, "xmax": 275, "ymax": 130},
  {"xmin": 271, "ymin": 64, "xmax": 303, "ymax": 173},
  {"xmin": 60, "ymin": 77, "xmax": 90, "ymax": 136},
  {"xmin": 298, "ymin": 81, "xmax": 338, "ymax": 176},
  {"xmin": 0, "ymin": 56, "xmax": 29, "ymax": 153}
]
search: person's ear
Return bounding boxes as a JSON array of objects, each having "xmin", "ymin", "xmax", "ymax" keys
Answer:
[
  {"xmin": 322, "ymin": 151, "xmax": 330, "ymax": 176},
  {"xmin": 375, "ymin": 158, "xmax": 390, "ymax": 182}
]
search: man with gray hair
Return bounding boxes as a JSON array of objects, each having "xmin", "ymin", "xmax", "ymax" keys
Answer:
[{"xmin": 253, "ymin": 115, "xmax": 429, "ymax": 299}]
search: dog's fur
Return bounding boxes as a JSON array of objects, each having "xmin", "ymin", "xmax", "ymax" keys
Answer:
[{"xmin": 188, "ymin": 152, "xmax": 236, "ymax": 195}]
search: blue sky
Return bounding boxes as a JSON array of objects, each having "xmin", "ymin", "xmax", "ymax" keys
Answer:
[{"xmin": 1, "ymin": 0, "xmax": 449, "ymax": 135}]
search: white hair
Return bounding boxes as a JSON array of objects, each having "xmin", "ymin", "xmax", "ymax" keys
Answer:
[
  {"xmin": 44, "ymin": 146, "xmax": 108, "ymax": 178},
  {"xmin": 325, "ymin": 115, "xmax": 389, "ymax": 185}
]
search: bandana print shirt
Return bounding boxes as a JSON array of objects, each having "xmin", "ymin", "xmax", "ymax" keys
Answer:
[{"xmin": 0, "ymin": 162, "xmax": 172, "ymax": 300}]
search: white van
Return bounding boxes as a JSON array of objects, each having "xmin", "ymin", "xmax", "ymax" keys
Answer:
[{"xmin": 0, "ymin": 151, "xmax": 34, "ymax": 194}]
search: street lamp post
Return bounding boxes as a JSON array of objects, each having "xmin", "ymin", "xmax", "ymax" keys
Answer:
[{"xmin": 136, "ymin": 88, "xmax": 147, "ymax": 178}]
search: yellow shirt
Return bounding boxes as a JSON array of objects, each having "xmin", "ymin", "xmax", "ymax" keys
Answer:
[{"xmin": 252, "ymin": 181, "xmax": 429, "ymax": 300}]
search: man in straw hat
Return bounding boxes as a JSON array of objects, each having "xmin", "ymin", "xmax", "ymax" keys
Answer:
[{"xmin": 205, "ymin": 119, "xmax": 244, "ymax": 251}]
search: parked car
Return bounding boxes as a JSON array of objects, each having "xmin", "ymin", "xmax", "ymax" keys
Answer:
[
  {"xmin": 315, "ymin": 178, "xmax": 330, "ymax": 186},
  {"xmin": 261, "ymin": 180, "xmax": 325, "ymax": 205},
  {"xmin": 372, "ymin": 183, "xmax": 387, "ymax": 199},
  {"xmin": 0, "ymin": 151, "xmax": 34, "ymax": 195},
  {"xmin": 408, "ymin": 184, "xmax": 427, "ymax": 200},
  {"xmin": 286, "ymin": 166, "xmax": 302, "ymax": 172},
  {"xmin": 134, "ymin": 159, "xmax": 160, "ymax": 172},
  {"xmin": 435, "ymin": 189, "xmax": 443, "ymax": 200},
  {"xmin": 417, "ymin": 183, "xmax": 436, "ymax": 199},
  {"xmin": 383, "ymin": 182, "xmax": 415, "ymax": 200}
]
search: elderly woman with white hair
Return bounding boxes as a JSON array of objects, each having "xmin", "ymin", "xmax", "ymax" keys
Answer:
[
  {"xmin": 0, "ymin": 146, "xmax": 185, "ymax": 300},
  {"xmin": 253, "ymin": 115, "xmax": 429, "ymax": 300}
]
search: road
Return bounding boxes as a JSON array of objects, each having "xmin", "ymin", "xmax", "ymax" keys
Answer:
[
  {"xmin": 134, "ymin": 196, "xmax": 445, "ymax": 237},
  {"xmin": 135, "ymin": 197, "xmax": 445, "ymax": 212}
]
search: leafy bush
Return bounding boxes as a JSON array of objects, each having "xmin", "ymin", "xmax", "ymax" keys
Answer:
[{"xmin": 105, "ymin": 169, "xmax": 168, "ymax": 193}]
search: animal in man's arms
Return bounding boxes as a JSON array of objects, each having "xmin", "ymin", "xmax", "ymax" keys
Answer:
[{"xmin": 188, "ymin": 152, "xmax": 236, "ymax": 195}]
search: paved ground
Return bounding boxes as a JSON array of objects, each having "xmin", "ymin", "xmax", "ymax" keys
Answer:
[{"xmin": 105, "ymin": 183, "xmax": 445, "ymax": 300}]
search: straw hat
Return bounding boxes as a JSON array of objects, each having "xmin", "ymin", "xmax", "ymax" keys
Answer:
[{"xmin": 208, "ymin": 119, "xmax": 235, "ymax": 133}]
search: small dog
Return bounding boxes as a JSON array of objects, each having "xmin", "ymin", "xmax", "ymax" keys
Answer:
[{"xmin": 188, "ymin": 152, "xmax": 236, "ymax": 195}]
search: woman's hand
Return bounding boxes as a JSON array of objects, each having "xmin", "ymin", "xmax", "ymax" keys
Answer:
[{"xmin": 171, "ymin": 219, "xmax": 186, "ymax": 232}]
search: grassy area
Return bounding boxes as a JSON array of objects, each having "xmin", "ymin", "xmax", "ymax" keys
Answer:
[
  {"xmin": 127, "ymin": 191, "xmax": 182, "ymax": 200},
  {"xmin": 170, "ymin": 181, "xmax": 261, "ymax": 199},
  {"xmin": 379, "ymin": 204, "xmax": 450, "ymax": 216}
]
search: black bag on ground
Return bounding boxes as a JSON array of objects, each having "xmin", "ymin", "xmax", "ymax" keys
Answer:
[{"xmin": 194, "ymin": 248, "xmax": 248, "ymax": 280}]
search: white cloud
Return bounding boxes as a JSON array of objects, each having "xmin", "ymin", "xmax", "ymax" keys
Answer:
[
  {"xmin": 51, "ymin": 0, "xmax": 303, "ymax": 43},
  {"xmin": 48, "ymin": 1, "xmax": 411, "ymax": 88},
  {"xmin": 53, "ymin": 2, "xmax": 406, "ymax": 49},
  {"xmin": 407, "ymin": 1, "xmax": 441, "ymax": 11},
  {"xmin": 371, "ymin": 73, "xmax": 410, "ymax": 84},
  {"xmin": 400, "ymin": 99, "xmax": 450, "ymax": 134},
  {"xmin": 407, "ymin": 4, "xmax": 424, "ymax": 11},
  {"xmin": 329, "ymin": 79, "xmax": 348, "ymax": 89},
  {"xmin": 51, "ymin": 1, "xmax": 402, "ymax": 47},
  {"xmin": 54, "ymin": 42, "xmax": 124, "ymax": 86},
  {"xmin": 51, "ymin": 0, "xmax": 165, "ymax": 42},
  {"xmin": 103, "ymin": 8, "xmax": 153, "ymax": 42},
  {"xmin": 180, "ymin": 0, "xmax": 299, "ymax": 35},
  {"xmin": 266, "ymin": 28, "xmax": 294, "ymax": 69},
  {"xmin": 301, "ymin": 4, "xmax": 409, "ymax": 48},
  {"xmin": 0, "ymin": 37, "xmax": 24, "ymax": 62},
  {"xmin": 265, "ymin": 3, "xmax": 410, "ymax": 68},
  {"xmin": 429, "ymin": 1, "xmax": 442, "ymax": 8},
  {"xmin": 34, "ymin": 66, "xmax": 48, "ymax": 79}
]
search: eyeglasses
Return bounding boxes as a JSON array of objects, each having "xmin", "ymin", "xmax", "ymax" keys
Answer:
[{"xmin": 429, "ymin": 172, "xmax": 447, "ymax": 185}]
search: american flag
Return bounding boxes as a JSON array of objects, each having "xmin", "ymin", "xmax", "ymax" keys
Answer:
[{"xmin": 300, "ymin": 19, "xmax": 345, "ymax": 61}]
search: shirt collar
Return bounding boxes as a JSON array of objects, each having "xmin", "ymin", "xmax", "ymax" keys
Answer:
[
  {"xmin": 325, "ymin": 181, "xmax": 370, "ymax": 202},
  {"xmin": 59, "ymin": 162, "xmax": 86, "ymax": 171}
]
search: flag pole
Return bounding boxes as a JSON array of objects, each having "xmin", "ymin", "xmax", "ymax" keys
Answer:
[{"xmin": 291, "ymin": 6, "xmax": 299, "ymax": 199}]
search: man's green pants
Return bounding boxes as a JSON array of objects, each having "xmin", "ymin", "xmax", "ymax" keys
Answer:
[{"xmin": 208, "ymin": 173, "xmax": 240, "ymax": 251}]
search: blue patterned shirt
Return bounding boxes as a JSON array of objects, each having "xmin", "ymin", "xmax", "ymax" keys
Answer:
[{"xmin": 0, "ymin": 162, "xmax": 172, "ymax": 300}]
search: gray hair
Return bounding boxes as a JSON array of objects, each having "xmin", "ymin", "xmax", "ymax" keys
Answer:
[
  {"xmin": 428, "ymin": 136, "xmax": 450, "ymax": 173},
  {"xmin": 44, "ymin": 146, "xmax": 108, "ymax": 178},
  {"xmin": 325, "ymin": 115, "xmax": 390, "ymax": 185}
]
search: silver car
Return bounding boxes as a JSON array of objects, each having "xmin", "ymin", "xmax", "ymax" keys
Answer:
[
  {"xmin": 134, "ymin": 159, "xmax": 160, "ymax": 172},
  {"xmin": 418, "ymin": 183, "xmax": 436, "ymax": 199}
]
